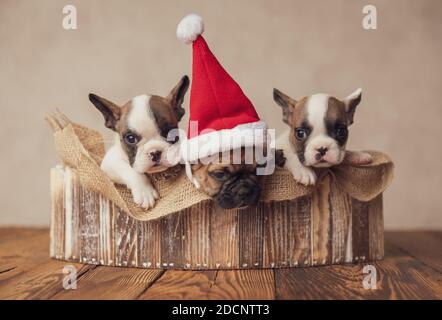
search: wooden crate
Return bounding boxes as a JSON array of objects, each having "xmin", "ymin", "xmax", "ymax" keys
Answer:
[{"xmin": 50, "ymin": 166, "xmax": 384, "ymax": 269}]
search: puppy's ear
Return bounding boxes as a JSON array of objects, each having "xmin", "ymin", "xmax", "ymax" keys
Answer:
[
  {"xmin": 191, "ymin": 162, "xmax": 203, "ymax": 171},
  {"xmin": 89, "ymin": 94, "xmax": 121, "ymax": 130},
  {"xmin": 167, "ymin": 75, "xmax": 190, "ymax": 121},
  {"xmin": 343, "ymin": 88, "xmax": 362, "ymax": 125},
  {"xmin": 273, "ymin": 88, "xmax": 296, "ymax": 125},
  {"xmin": 274, "ymin": 149, "xmax": 287, "ymax": 168}
]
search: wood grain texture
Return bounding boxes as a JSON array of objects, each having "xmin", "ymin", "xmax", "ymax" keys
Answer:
[
  {"xmin": 65, "ymin": 169, "xmax": 80, "ymax": 261},
  {"xmin": 275, "ymin": 240, "xmax": 441, "ymax": 300},
  {"xmin": 138, "ymin": 270, "xmax": 217, "ymax": 300},
  {"xmin": 50, "ymin": 167, "xmax": 65, "ymax": 260},
  {"xmin": 311, "ymin": 175, "xmax": 333, "ymax": 266},
  {"xmin": 0, "ymin": 228, "xmax": 48, "ymax": 273},
  {"xmin": 114, "ymin": 207, "xmax": 138, "ymax": 268},
  {"xmin": 209, "ymin": 205, "xmax": 239, "ymax": 269},
  {"xmin": 207, "ymin": 269, "xmax": 275, "ymax": 300},
  {"xmin": 329, "ymin": 177, "xmax": 352, "ymax": 264},
  {"xmin": 0, "ymin": 261, "xmax": 93, "ymax": 300},
  {"xmin": 263, "ymin": 200, "xmax": 313, "ymax": 267},
  {"xmin": 290, "ymin": 196, "xmax": 312, "ymax": 266},
  {"xmin": 263, "ymin": 201, "xmax": 291, "ymax": 267},
  {"xmin": 0, "ymin": 228, "xmax": 94, "ymax": 300},
  {"xmin": 238, "ymin": 205, "xmax": 265, "ymax": 268},
  {"xmin": 79, "ymin": 185, "xmax": 99, "ymax": 265},
  {"xmin": 98, "ymin": 195, "xmax": 115, "ymax": 266},
  {"xmin": 139, "ymin": 269, "xmax": 275, "ymax": 300},
  {"xmin": 52, "ymin": 266, "xmax": 164, "ymax": 300},
  {"xmin": 138, "ymin": 217, "xmax": 162, "ymax": 269},
  {"xmin": 160, "ymin": 212, "xmax": 183, "ymax": 268},
  {"xmin": 368, "ymin": 194, "xmax": 384, "ymax": 261},
  {"xmin": 182, "ymin": 203, "xmax": 211, "ymax": 269},
  {"xmin": 0, "ymin": 229, "xmax": 440, "ymax": 300},
  {"xmin": 371, "ymin": 241, "xmax": 441, "ymax": 299},
  {"xmin": 351, "ymin": 198, "xmax": 370, "ymax": 263},
  {"xmin": 385, "ymin": 231, "xmax": 442, "ymax": 273},
  {"xmin": 49, "ymin": 167, "xmax": 385, "ymax": 270}
]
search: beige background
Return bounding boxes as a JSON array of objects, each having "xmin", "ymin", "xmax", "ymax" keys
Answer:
[{"xmin": 0, "ymin": 0, "xmax": 441, "ymax": 229}]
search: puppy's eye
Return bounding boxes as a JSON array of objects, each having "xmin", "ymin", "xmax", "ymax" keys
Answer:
[
  {"xmin": 295, "ymin": 128, "xmax": 307, "ymax": 140},
  {"xmin": 210, "ymin": 170, "xmax": 228, "ymax": 181},
  {"xmin": 124, "ymin": 133, "xmax": 139, "ymax": 145},
  {"xmin": 172, "ymin": 135, "xmax": 179, "ymax": 144},
  {"xmin": 336, "ymin": 126, "xmax": 348, "ymax": 138}
]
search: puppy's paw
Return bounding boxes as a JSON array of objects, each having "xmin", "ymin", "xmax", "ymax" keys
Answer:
[
  {"xmin": 345, "ymin": 151, "xmax": 373, "ymax": 166},
  {"xmin": 131, "ymin": 181, "xmax": 159, "ymax": 209},
  {"xmin": 292, "ymin": 165, "xmax": 317, "ymax": 186}
]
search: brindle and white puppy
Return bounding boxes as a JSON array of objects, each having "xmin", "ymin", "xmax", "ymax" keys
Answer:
[
  {"xmin": 89, "ymin": 76, "xmax": 189, "ymax": 208},
  {"xmin": 274, "ymin": 88, "xmax": 372, "ymax": 185},
  {"xmin": 191, "ymin": 148, "xmax": 263, "ymax": 209}
]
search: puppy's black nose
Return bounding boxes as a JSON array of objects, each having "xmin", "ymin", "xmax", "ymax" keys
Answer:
[
  {"xmin": 150, "ymin": 150, "xmax": 162, "ymax": 163},
  {"xmin": 317, "ymin": 147, "xmax": 328, "ymax": 156}
]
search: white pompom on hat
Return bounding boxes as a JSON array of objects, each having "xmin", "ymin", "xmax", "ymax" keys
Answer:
[{"xmin": 176, "ymin": 14, "xmax": 204, "ymax": 44}]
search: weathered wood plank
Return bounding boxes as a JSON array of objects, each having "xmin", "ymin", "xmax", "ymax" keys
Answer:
[
  {"xmin": 0, "ymin": 260, "xmax": 93, "ymax": 300},
  {"xmin": 50, "ymin": 167, "xmax": 65, "ymax": 260},
  {"xmin": 290, "ymin": 196, "xmax": 312, "ymax": 266},
  {"xmin": 138, "ymin": 270, "xmax": 216, "ymax": 300},
  {"xmin": 368, "ymin": 194, "xmax": 384, "ymax": 261},
  {"xmin": 209, "ymin": 204, "xmax": 239, "ymax": 269},
  {"xmin": 0, "ymin": 228, "xmax": 47, "ymax": 247},
  {"xmin": 50, "ymin": 166, "xmax": 385, "ymax": 270},
  {"xmin": 138, "ymin": 218, "xmax": 162, "ymax": 269},
  {"xmin": 372, "ymin": 241, "xmax": 441, "ymax": 299},
  {"xmin": 182, "ymin": 202, "xmax": 211, "ymax": 269},
  {"xmin": 0, "ymin": 229, "xmax": 440, "ymax": 300},
  {"xmin": 208, "ymin": 269, "xmax": 275, "ymax": 300},
  {"xmin": 263, "ymin": 201, "xmax": 290, "ymax": 267},
  {"xmin": 275, "ymin": 240, "xmax": 442, "ymax": 300},
  {"xmin": 139, "ymin": 269, "xmax": 275, "ymax": 300},
  {"xmin": 114, "ymin": 207, "xmax": 138, "ymax": 267},
  {"xmin": 98, "ymin": 195, "xmax": 115, "ymax": 266},
  {"xmin": 238, "ymin": 206, "xmax": 265, "ymax": 268},
  {"xmin": 160, "ymin": 211, "xmax": 184, "ymax": 268},
  {"xmin": 65, "ymin": 168, "xmax": 80, "ymax": 262},
  {"xmin": 311, "ymin": 175, "xmax": 333, "ymax": 266},
  {"xmin": 329, "ymin": 178, "xmax": 352, "ymax": 264},
  {"xmin": 351, "ymin": 198, "xmax": 370, "ymax": 263},
  {"xmin": 0, "ymin": 228, "xmax": 48, "ymax": 273},
  {"xmin": 52, "ymin": 266, "xmax": 164, "ymax": 300},
  {"xmin": 0, "ymin": 227, "xmax": 95, "ymax": 300},
  {"xmin": 79, "ymin": 185, "xmax": 100, "ymax": 265},
  {"xmin": 385, "ymin": 231, "xmax": 442, "ymax": 273},
  {"xmin": 0, "ymin": 228, "xmax": 95, "ymax": 299}
]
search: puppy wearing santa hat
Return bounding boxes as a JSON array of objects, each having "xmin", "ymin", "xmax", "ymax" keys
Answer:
[{"xmin": 177, "ymin": 14, "xmax": 273, "ymax": 209}]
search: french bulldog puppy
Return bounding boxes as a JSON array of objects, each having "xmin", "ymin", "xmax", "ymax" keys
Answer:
[
  {"xmin": 190, "ymin": 148, "xmax": 264, "ymax": 209},
  {"xmin": 89, "ymin": 75, "xmax": 189, "ymax": 208},
  {"xmin": 273, "ymin": 88, "xmax": 372, "ymax": 185}
]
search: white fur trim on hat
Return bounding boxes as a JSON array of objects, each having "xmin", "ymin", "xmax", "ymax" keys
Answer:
[
  {"xmin": 177, "ymin": 14, "xmax": 204, "ymax": 44},
  {"xmin": 181, "ymin": 120, "xmax": 268, "ymax": 187},
  {"xmin": 181, "ymin": 120, "xmax": 268, "ymax": 163},
  {"xmin": 181, "ymin": 120, "xmax": 269, "ymax": 189}
]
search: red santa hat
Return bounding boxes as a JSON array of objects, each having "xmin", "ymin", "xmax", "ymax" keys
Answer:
[{"xmin": 177, "ymin": 14, "xmax": 267, "ymax": 187}]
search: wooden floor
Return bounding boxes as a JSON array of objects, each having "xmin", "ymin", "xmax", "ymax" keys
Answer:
[{"xmin": 0, "ymin": 228, "xmax": 440, "ymax": 300}]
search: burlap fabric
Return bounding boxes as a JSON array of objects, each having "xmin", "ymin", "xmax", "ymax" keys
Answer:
[{"xmin": 46, "ymin": 113, "xmax": 394, "ymax": 221}]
